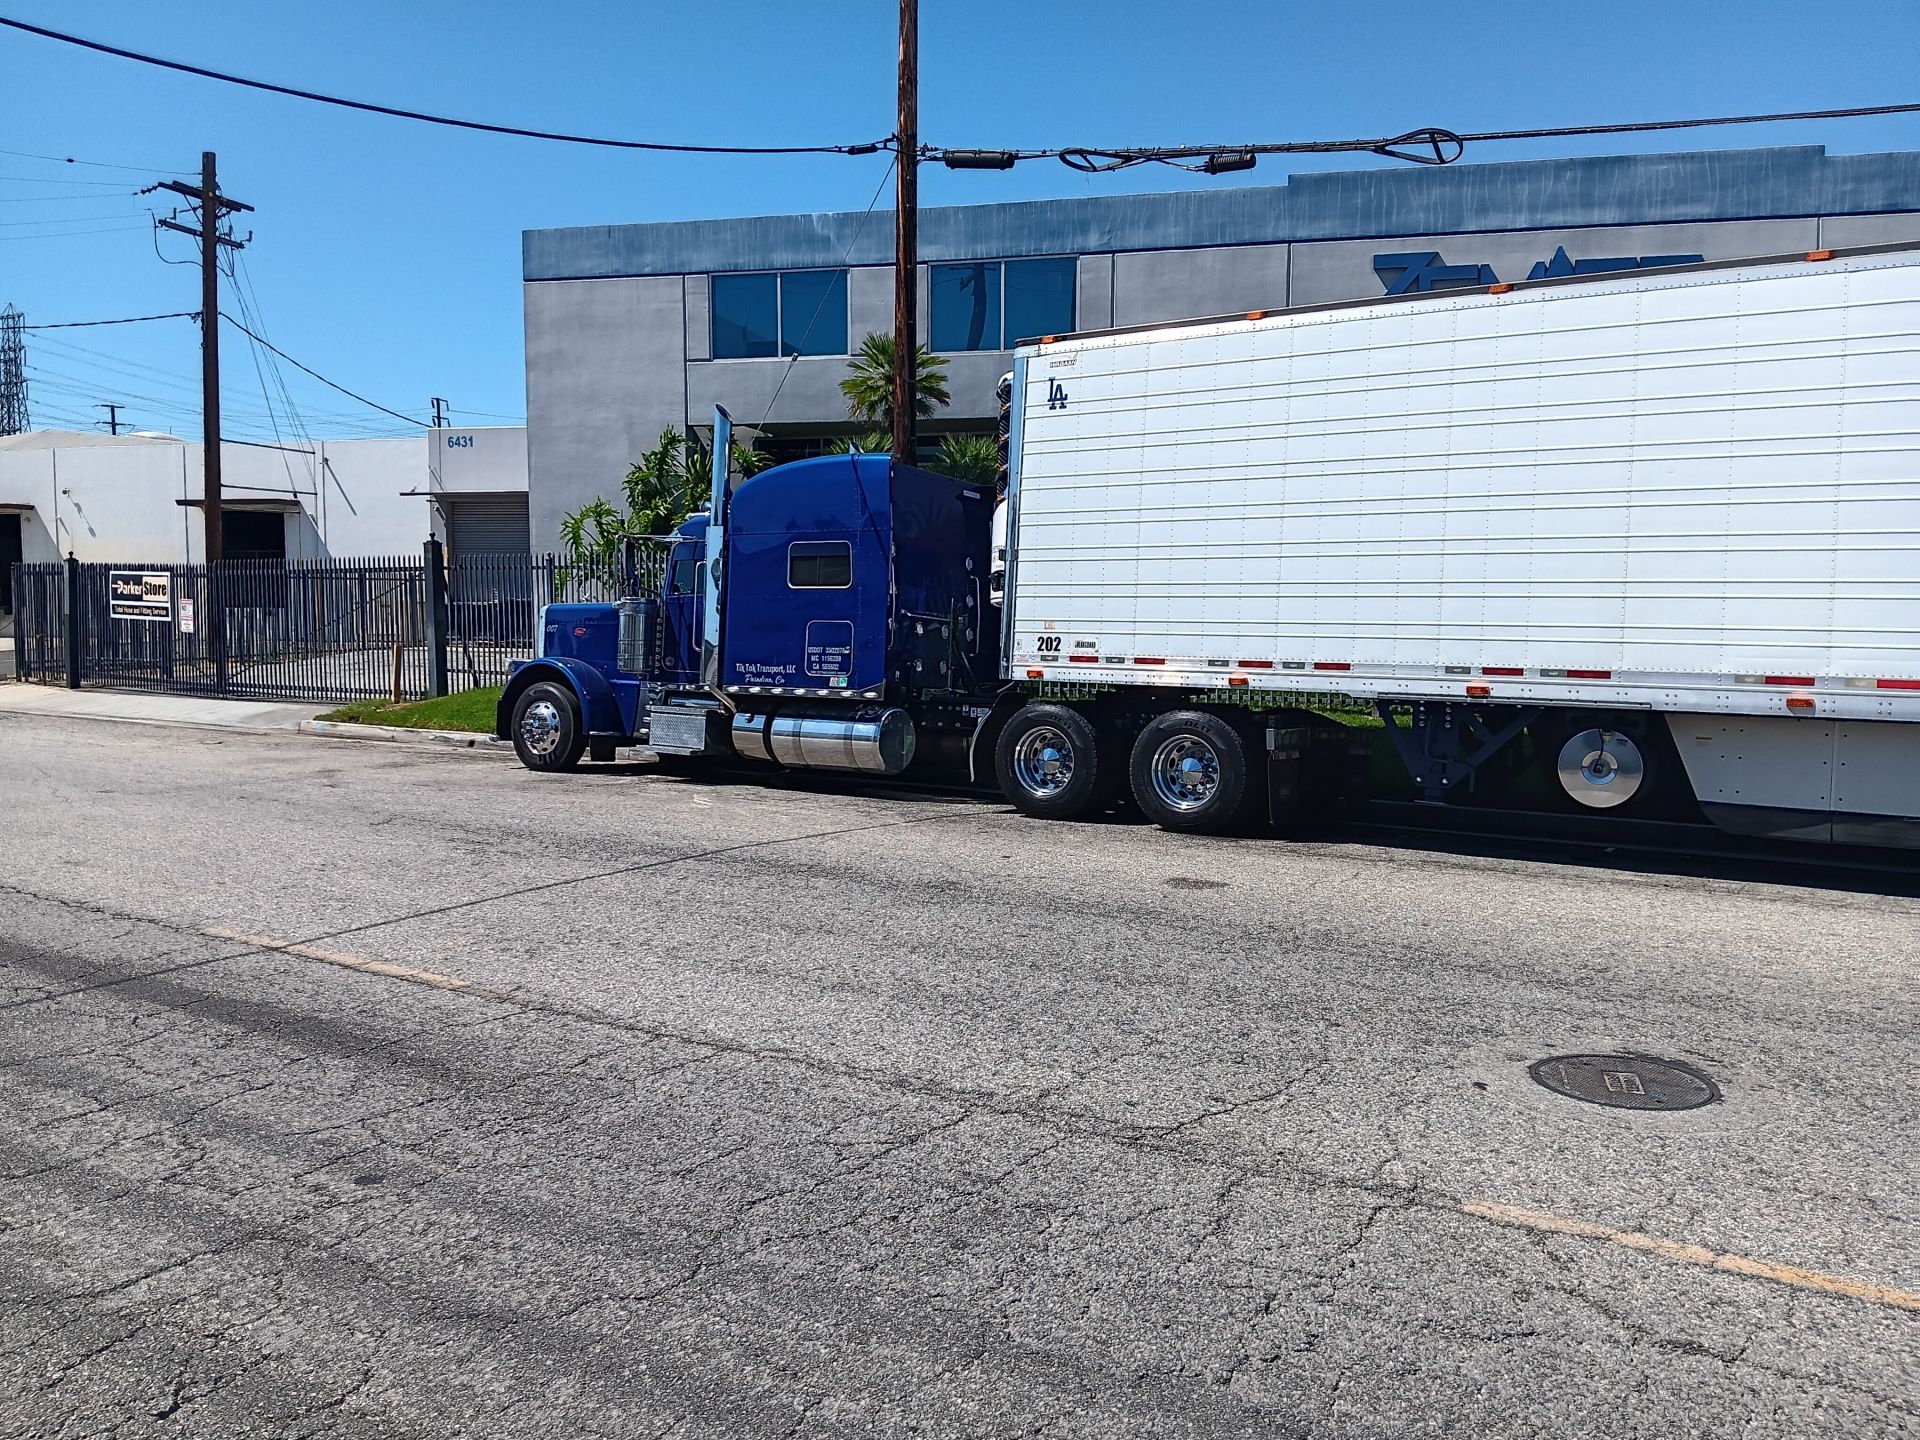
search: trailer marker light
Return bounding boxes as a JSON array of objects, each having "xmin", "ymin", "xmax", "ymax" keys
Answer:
[
  {"xmin": 1481, "ymin": 666, "xmax": 1524, "ymax": 676},
  {"xmin": 1227, "ymin": 675, "xmax": 1249, "ymax": 688},
  {"xmin": 1488, "ymin": 283, "xmax": 1513, "ymax": 294},
  {"xmin": 1466, "ymin": 683, "xmax": 1492, "ymax": 697},
  {"xmin": 1312, "ymin": 661, "xmax": 1352, "ymax": 672},
  {"xmin": 1876, "ymin": 678, "xmax": 1920, "ymax": 690},
  {"xmin": 1026, "ymin": 669, "xmax": 1044, "ymax": 679},
  {"xmin": 1765, "ymin": 676, "xmax": 1816, "ymax": 687},
  {"xmin": 1807, "ymin": 250, "xmax": 1833, "ymax": 261},
  {"xmin": 1236, "ymin": 659, "xmax": 1274, "ymax": 669},
  {"xmin": 1567, "ymin": 669, "xmax": 1613, "ymax": 680},
  {"xmin": 1067, "ymin": 653, "xmax": 1098, "ymax": 663},
  {"xmin": 1134, "ymin": 656, "xmax": 1166, "ymax": 666},
  {"xmin": 1786, "ymin": 696, "xmax": 1816, "ymax": 711},
  {"xmin": 1245, "ymin": 310, "xmax": 1266, "ymax": 321}
]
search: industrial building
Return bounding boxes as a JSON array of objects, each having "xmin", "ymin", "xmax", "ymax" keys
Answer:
[
  {"xmin": 0, "ymin": 423, "xmax": 527, "ymax": 607},
  {"xmin": 522, "ymin": 142, "xmax": 1920, "ymax": 551}
]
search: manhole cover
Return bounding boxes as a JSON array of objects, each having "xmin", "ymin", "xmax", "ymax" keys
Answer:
[{"xmin": 1528, "ymin": 1054, "xmax": 1720, "ymax": 1112}]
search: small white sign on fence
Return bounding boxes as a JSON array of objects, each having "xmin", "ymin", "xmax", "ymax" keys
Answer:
[
  {"xmin": 177, "ymin": 597, "xmax": 195, "ymax": 634},
  {"xmin": 108, "ymin": 571, "xmax": 172, "ymax": 623}
]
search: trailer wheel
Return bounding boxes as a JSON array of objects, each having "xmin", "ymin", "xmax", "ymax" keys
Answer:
[
  {"xmin": 1128, "ymin": 710, "xmax": 1258, "ymax": 833},
  {"xmin": 511, "ymin": 681, "xmax": 586, "ymax": 772},
  {"xmin": 1554, "ymin": 727, "xmax": 1649, "ymax": 810},
  {"xmin": 995, "ymin": 703, "xmax": 1107, "ymax": 820}
]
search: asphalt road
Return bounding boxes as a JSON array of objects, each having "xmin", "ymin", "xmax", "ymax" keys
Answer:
[{"xmin": 0, "ymin": 716, "xmax": 1914, "ymax": 1439}]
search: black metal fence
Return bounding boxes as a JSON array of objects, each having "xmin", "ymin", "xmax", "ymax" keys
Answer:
[{"xmin": 7, "ymin": 541, "xmax": 641, "ymax": 705}]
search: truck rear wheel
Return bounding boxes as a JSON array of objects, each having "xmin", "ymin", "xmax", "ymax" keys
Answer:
[
  {"xmin": 995, "ymin": 703, "xmax": 1108, "ymax": 820},
  {"xmin": 511, "ymin": 681, "xmax": 586, "ymax": 772},
  {"xmin": 1129, "ymin": 710, "xmax": 1259, "ymax": 833}
]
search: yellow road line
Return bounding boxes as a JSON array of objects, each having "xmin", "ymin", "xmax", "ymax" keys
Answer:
[
  {"xmin": 1462, "ymin": 1198, "xmax": 1920, "ymax": 1312},
  {"xmin": 206, "ymin": 926, "xmax": 492, "ymax": 997}
]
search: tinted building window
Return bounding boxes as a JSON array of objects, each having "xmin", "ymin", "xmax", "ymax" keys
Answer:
[
  {"xmin": 712, "ymin": 270, "xmax": 849, "ymax": 359},
  {"xmin": 931, "ymin": 262, "xmax": 1001, "ymax": 351},
  {"xmin": 712, "ymin": 273, "xmax": 778, "ymax": 358},
  {"xmin": 931, "ymin": 258, "xmax": 1075, "ymax": 351},
  {"xmin": 779, "ymin": 269, "xmax": 848, "ymax": 356},
  {"xmin": 1003, "ymin": 257, "xmax": 1078, "ymax": 345}
]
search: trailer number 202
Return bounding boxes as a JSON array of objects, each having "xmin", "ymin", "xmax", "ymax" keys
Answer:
[{"xmin": 1035, "ymin": 635, "xmax": 1063, "ymax": 654}]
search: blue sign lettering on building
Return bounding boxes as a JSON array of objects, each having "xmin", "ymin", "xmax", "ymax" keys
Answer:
[{"xmin": 1372, "ymin": 247, "xmax": 1705, "ymax": 295}]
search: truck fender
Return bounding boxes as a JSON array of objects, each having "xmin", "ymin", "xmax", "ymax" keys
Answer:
[
  {"xmin": 966, "ymin": 687, "xmax": 1032, "ymax": 785},
  {"xmin": 496, "ymin": 658, "xmax": 623, "ymax": 739}
]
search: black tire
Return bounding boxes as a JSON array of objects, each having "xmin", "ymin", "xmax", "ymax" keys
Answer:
[
  {"xmin": 994, "ymin": 703, "xmax": 1108, "ymax": 820},
  {"xmin": 510, "ymin": 681, "xmax": 586, "ymax": 772},
  {"xmin": 1128, "ymin": 710, "xmax": 1260, "ymax": 833}
]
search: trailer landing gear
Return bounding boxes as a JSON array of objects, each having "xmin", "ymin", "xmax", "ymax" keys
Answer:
[{"xmin": 1375, "ymin": 700, "xmax": 1542, "ymax": 803}]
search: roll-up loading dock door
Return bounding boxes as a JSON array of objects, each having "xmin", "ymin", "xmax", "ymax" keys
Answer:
[{"xmin": 443, "ymin": 495, "xmax": 531, "ymax": 557}]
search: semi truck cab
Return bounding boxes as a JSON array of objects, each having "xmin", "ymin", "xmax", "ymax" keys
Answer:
[{"xmin": 497, "ymin": 422, "xmax": 999, "ymax": 779}]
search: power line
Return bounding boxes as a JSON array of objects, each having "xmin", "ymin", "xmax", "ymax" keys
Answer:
[
  {"xmin": 0, "ymin": 144, "xmax": 181, "ymax": 173},
  {"xmin": 217, "ymin": 311, "xmax": 425, "ymax": 428},
  {"xmin": 0, "ymin": 15, "xmax": 889, "ymax": 158},
  {"xmin": 24, "ymin": 310, "xmax": 198, "ymax": 329},
  {"xmin": 946, "ymin": 100, "xmax": 1920, "ymax": 174}
]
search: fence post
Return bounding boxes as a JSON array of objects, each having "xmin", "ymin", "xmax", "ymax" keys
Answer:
[
  {"xmin": 424, "ymin": 537, "xmax": 449, "ymax": 698},
  {"xmin": 63, "ymin": 552, "xmax": 81, "ymax": 690}
]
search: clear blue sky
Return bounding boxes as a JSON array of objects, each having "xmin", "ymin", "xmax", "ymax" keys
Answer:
[{"xmin": 5, "ymin": 0, "xmax": 1920, "ymax": 442}]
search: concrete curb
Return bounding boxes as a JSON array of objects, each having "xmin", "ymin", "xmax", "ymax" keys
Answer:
[{"xmin": 299, "ymin": 719, "xmax": 513, "ymax": 754}]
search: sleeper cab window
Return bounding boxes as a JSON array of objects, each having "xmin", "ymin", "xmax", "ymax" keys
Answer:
[
  {"xmin": 669, "ymin": 553, "xmax": 698, "ymax": 595},
  {"xmin": 788, "ymin": 540, "xmax": 852, "ymax": 589}
]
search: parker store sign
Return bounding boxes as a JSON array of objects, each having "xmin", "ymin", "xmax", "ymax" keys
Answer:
[{"xmin": 108, "ymin": 570, "xmax": 172, "ymax": 623}]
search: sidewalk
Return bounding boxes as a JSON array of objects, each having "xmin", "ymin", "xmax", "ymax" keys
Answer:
[{"xmin": 0, "ymin": 681, "xmax": 323, "ymax": 733}]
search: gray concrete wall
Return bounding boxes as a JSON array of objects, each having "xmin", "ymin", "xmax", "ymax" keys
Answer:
[
  {"xmin": 1113, "ymin": 243, "xmax": 1291, "ymax": 327},
  {"xmin": 1817, "ymin": 210, "xmax": 1920, "ymax": 247},
  {"xmin": 524, "ymin": 275, "xmax": 687, "ymax": 550}
]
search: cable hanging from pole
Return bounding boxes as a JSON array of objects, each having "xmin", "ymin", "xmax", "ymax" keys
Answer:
[
  {"xmin": 218, "ymin": 311, "xmax": 426, "ymax": 428},
  {"xmin": 0, "ymin": 15, "xmax": 889, "ymax": 157},
  {"xmin": 937, "ymin": 99, "xmax": 1920, "ymax": 173}
]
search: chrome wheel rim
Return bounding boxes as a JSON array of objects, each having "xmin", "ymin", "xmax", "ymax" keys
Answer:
[
  {"xmin": 1556, "ymin": 728, "xmax": 1645, "ymax": 809},
  {"xmin": 1011, "ymin": 726, "xmax": 1076, "ymax": 798},
  {"xmin": 1149, "ymin": 734, "xmax": 1221, "ymax": 813},
  {"xmin": 520, "ymin": 699, "xmax": 563, "ymax": 757}
]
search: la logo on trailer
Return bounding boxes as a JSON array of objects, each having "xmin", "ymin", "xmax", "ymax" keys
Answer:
[{"xmin": 1046, "ymin": 379, "xmax": 1069, "ymax": 411}]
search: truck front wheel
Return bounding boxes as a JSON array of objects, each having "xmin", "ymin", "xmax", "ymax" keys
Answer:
[
  {"xmin": 1129, "ymin": 710, "xmax": 1259, "ymax": 833},
  {"xmin": 995, "ymin": 703, "xmax": 1108, "ymax": 820},
  {"xmin": 511, "ymin": 681, "xmax": 586, "ymax": 772}
]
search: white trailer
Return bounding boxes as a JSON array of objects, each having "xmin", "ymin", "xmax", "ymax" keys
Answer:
[{"xmin": 992, "ymin": 244, "xmax": 1920, "ymax": 847}]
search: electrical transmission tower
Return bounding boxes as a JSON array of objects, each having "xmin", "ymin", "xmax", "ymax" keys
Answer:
[{"xmin": 0, "ymin": 306, "xmax": 27, "ymax": 436}]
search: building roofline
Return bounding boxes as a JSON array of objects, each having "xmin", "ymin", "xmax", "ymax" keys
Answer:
[{"xmin": 523, "ymin": 144, "xmax": 1920, "ymax": 283}]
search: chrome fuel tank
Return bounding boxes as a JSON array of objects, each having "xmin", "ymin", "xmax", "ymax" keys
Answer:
[{"xmin": 730, "ymin": 706, "xmax": 917, "ymax": 775}]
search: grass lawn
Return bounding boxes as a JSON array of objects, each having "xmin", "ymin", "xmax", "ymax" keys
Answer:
[{"xmin": 318, "ymin": 685, "xmax": 501, "ymax": 733}]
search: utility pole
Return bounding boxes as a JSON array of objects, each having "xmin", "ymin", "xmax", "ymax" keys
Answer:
[
  {"xmin": 96, "ymin": 402, "xmax": 124, "ymax": 435},
  {"xmin": 430, "ymin": 396, "xmax": 449, "ymax": 428},
  {"xmin": 891, "ymin": 0, "xmax": 918, "ymax": 464},
  {"xmin": 157, "ymin": 152, "xmax": 251, "ymax": 566}
]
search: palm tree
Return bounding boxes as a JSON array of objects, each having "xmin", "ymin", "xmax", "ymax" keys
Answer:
[
  {"xmin": 929, "ymin": 433, "xmax": 998, "ymax": 487},
  {"xmin": 839, "ymin": 332, "xmax": 950, "ymax": 427}
]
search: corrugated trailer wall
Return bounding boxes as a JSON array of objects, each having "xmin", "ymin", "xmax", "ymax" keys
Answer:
[{"xmin": 1009, "ymin": 248, "xmax": 1920, "ymax": 712}]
